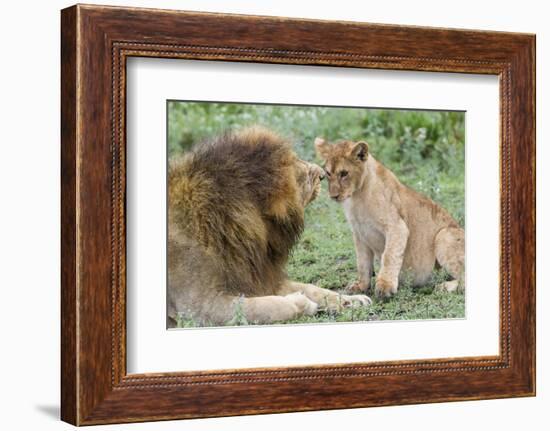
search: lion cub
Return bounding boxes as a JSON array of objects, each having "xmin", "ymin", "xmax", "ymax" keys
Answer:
[{"xmin": 315, "ymin": 137, "xmax": 464, "ymax": 298}]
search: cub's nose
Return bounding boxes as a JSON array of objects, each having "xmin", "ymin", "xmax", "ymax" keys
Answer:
[{"xmin": 319, "ymin": 172, "xmax": 326, "ymax": 181}]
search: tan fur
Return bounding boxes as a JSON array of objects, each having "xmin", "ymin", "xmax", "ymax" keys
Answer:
[
  {"xmin": 167, "ymin": 128, "xmax": 370, "ymax": 328},
  {"xmin": 315, "ymin": 137, "xmax": 465, "ymax": 298}
]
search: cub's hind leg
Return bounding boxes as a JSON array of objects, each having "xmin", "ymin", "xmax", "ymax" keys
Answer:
[{"xmin": 434, "ymin": 227, "xmax": 465, "ymax": 292}]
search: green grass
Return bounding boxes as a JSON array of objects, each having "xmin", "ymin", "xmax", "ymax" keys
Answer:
[{"xmin": 169, "ymin": 102, "xmax": 465, "ymax": 327}]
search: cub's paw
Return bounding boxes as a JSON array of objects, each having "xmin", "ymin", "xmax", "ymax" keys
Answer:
[
  {"xmin": 346, "ymin": 280, "xmax": 370, "ymax": 293},
  {"xmin": 375, "ymin": 278, "xmax": 398, "ymax": 298},
  {"xmin": 435, "ymin": 280, "xmax": 460, "ymax": 293},
  {"xmin": 286, "ymin": 292, "xmax": 318, "ymax": 316}
]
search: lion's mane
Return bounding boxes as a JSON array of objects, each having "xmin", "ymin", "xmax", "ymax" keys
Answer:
[{"xmin": 168, "ymin": 127, "xmax": 305, "ymax": 297}]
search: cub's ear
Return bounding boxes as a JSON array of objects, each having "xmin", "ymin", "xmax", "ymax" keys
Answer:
[
  {"xmin": 314, "ymin": 137, "xmax": 331, "ymax": 160},
  {"xmin": 351, "ymin": 141, "xmax": 369, "ymax": 162}
]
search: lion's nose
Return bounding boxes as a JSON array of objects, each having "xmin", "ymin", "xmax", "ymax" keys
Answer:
[
  {"xmin": 330, "ymin": 193, "xmax": 340, "ymax": 200},
  {"xmin": 311, "ymin": 164, "xmax": 324, "ymax": 178}
]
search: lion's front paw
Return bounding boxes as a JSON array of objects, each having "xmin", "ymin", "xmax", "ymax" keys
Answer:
[
  {"xmin": 375, "ymin": 277, "xmax": 398, "ymax": 298},
  {"xmin": 321, "ymin": 293, "xmax": 372, "ymax": 312},
  {"xmin": 286, "ymin": 292, "xmax": 318, "ymax": 316},
  {"xmin": 340, "ymin": 294, "xmax": 372, "ymax": 308}
]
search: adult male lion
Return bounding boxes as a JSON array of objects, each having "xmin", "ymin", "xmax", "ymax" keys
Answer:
[
  {"xmin": 167, "ymin": 127, "xmax": 370, "ymax": 327},
  {"xmin": 315, "ymin": 137, "xmax": 465, "ymax": 298}
]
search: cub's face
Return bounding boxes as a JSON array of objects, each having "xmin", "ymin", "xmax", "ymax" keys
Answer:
[
  {"xmin": 314, "ymin": 137, "xmax": 369, "ymax": 202},
  {"xmin": 295, "ymin": 159, "xmax": 325, "ymax": 206}
]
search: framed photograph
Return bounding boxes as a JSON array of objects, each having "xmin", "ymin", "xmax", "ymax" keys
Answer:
[{"xmin": 61, "ymin": 4, "xmax": 536, "ymax": 425}]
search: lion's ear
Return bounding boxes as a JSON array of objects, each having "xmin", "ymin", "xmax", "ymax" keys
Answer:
[
  {"xmin": 351, "ymin": 141, "xmax": 369, "ymax": 162},
  {"xmin": 314, "ymin": 137, "xmax": 331, "ymax": 160}
]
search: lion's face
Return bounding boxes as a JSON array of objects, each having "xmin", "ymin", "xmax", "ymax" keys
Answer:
[
  {"xmin": 314, "ymin": 138, "xmax": 369, "ymax": 202},
  {"xmin": 295, "ymin": 159, "xmax": 325, "ymax": 206}
]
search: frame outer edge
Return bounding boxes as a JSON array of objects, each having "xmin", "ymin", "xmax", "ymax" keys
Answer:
[
  {"xmin": 61, "ymin": 4, "xmax": 536, "ymax": 424},
  {"xmin": 507, "ymin": 35, "xmax": 536, "ymax": 396},
  {"xmin": 531, "ymin": 34, "xmax": 536, "ymax": 396},
  {"xmin": 526, "ymin": 35, "xmax": 536, "ymax": 396},
  {"xmin": 61, "ymin": 4, "xmax": 79, "ymax": 426},
  {"xmin": 524, "ymin": 34, "xmax": 536, "ymax": 395}
]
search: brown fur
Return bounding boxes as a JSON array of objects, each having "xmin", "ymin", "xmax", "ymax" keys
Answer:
[
  {"xmin": 167, "ymin": 127, "xmax": 370, "ymax": 327},
  {"xmin": 315, "ymin": 137, "xmax": 465, "ymax": 298}
]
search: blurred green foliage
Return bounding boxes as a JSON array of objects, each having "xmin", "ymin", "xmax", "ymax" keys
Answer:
[{"xmin": 169, "ymin": 101, "xmax": 465, "ymax": 325}]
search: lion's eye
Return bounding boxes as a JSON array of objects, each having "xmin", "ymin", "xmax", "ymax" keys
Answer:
[
  {"xmin": 340, "ymin": 170, "xmax": 348, "ymax": 179},
  {"xmin": 324, "ymin": 169, "xmax": 331, "ymax": 178}
]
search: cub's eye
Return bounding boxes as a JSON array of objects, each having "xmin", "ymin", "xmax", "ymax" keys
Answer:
[
  {"xmin": 324, "ymin": 169, "xmax": 331, "ymax": 178},
  {"xmin": 339, "ymin": 170, "xmax": 348, "ymax": 179}
]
